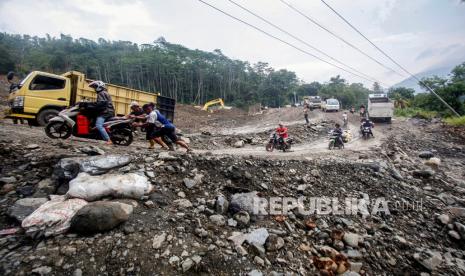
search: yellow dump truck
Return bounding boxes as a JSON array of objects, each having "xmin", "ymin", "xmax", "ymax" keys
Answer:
[{"xmin": 6, "ymin": 71, "xmax": 175, "ymax": 126}]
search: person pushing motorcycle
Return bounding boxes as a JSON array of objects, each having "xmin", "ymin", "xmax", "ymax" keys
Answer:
[
  {"xmin": 134, "ymin": 104, "xmax": 192, "ymax": 152},
  {"xmin": 82, "ymin": 81, "xmax": 115, "ymax": 145}
]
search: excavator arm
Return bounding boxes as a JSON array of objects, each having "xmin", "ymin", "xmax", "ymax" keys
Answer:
[{"xmin": 202, "ymin": 98, "xmax": 225, "ymax": 111}]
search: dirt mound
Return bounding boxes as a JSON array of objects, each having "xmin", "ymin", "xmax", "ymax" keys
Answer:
[{"xmin": 174, "ymin": 104, "xmax": 247, "ymax": 132}]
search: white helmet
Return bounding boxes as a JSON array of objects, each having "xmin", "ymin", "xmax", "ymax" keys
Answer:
[
  {"xmin": 130, "ymin": 101, "xmax": 139, "ymax": 107},
  {"xmin": 89, "ymin": 80, "xmax": 106, "ymax": 92}
]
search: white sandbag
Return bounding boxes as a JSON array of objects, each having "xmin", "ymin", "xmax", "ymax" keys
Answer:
[
  {"xmin": 67, "ymin": 173, "xmax": 153, "ymax": 201},
  {"xmin": 22, "ymin": 195, "xmax": 88, "ymax": 238}
]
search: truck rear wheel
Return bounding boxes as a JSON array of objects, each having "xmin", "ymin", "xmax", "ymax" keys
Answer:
[{"xmin": 37, "ymin": 109, "xmax": 59, "ymax": 126}]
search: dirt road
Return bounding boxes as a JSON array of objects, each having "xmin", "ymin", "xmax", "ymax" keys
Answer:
[{"xmin": 206, "ymin": 109, "xmax": 389, "ymax": 159}]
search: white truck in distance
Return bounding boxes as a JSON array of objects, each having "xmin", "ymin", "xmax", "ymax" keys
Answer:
[
  {"xmin": 303, "ymin": 96, "xmax": 322, "ymax": 109},
  {"xmin": 367, "ymin": 94, "xmax": 394, "ymax": 123}
]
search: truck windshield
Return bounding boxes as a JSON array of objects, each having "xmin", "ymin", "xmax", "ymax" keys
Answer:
[
  {"xmin": 370, "ymin": 97, "xmax": 389, "ymax": 103},
  {"xmin": 19, "ymin": 72, "xmax": 33, "ymax": 86}
]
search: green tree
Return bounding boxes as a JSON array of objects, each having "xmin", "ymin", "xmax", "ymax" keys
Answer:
[
  {"xmin": 413, "ymin": 62, "xmax": 465, "ymax": 115},
  {"xmin": 296, "ymin": 82, "xmax": 321, "ymax": 97},
  {"xmin": 388, "ymin": 87, "xmax": 415, "ymax": 100},
  {"xmin": 372, "ymin": 82, "xmax": 382, "ymax": 93}
]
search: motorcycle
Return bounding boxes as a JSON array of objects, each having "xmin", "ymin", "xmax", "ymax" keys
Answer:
[
  {"xmin": 45, "ymin": 105, "xmax": 134, "ymax": 146},
  {"xmin": 266, "ymin": 133, "xmax": 293, "ymax": 152},
  {"xmin": 361, "ymin": 126, "xmax": 373, "ymax": 140},
  {"xmin": 328, "ymin": 131, "xmax": 344, "ymax": 150}
]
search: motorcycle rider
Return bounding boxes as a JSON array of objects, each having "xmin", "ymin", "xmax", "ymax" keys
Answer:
[
  {"xmin": 276, "ymin": 122, "xmax": 289, "ymax": 147},
  {"xmin": 84, "ymin": 80, "xmax": 115, "ymax": 145},
  {"xmin": 333, "ymin": 123, "xmax": 344, "ymax": 146},
  {"xmin": 360, "ymin": 118, "xmax": 375, "ymax": 137},
  {"xmin": 359, "ymin": 104, "xmax": 367, "ymax": 118}
]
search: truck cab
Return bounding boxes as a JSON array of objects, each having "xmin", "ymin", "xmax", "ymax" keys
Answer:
[
  {"xmin": 303, "ymin": 96, "xmax": 322, "ymax": 109},
  {"xmin": 7, "ymin": 71, "xmax": 72, "ymax": 125},
  {"xmin": 6, "ymin": 70, "xmax": 175, "ymax": 126}
]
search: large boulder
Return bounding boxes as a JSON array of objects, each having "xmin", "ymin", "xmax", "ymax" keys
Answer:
[
  {"xmin": 22, "ymin": 195, "xmax": 88, "ymax": 238},
  {"xmin": 229, "ymin": 228, "xmax": 269, "ymax": 247},
  {"xmin": 67, "ymin": 173, "xmax": 152, "ymax": 201},
  {"xmin": 183, "ymin": 173, "xmax": 204, "ymax": 189},
  {"xmin": 78, "ymin": 155, "xmax": 132, "ymax": 175},
  {"xmin": 35, "ymin": 178, "xmax": 56, "ymax": 196},
  {"xmin": 70, "ymin": 201, "xmax": 133, "ymax": 235},
  {"xmin": 53, "ymin": 155, "xmax": 132, "ymax": 183},
  {"xmin": 265, "ymin": 234, "xmax": 285, "ymax": 251},
  {"xmin": 419, "ymin": 151, "xmax": 434, "ymax": 159},
  {"xmin": 233, "ymin": 140, "xmax": 245, "ymax": 148},
  {"xmin": 8, "ymin": 198, "xmax": 48, "ymax": 222},
  {"xmin": 343, "ymin": 233, "xmax": 363, "ymax": 248},
  {"xmin": 78, "ymin": 146, "xmax": 105, "ymax": 156},
  {"xmin": 412, "ymin": 169, "xmax": 434, "ymax": 179},
  {"xmin": 230, "ymin": 191, "xmax": 260, "ymax": 214}
]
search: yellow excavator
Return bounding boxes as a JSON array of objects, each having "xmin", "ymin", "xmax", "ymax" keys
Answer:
[{"xmin": 202, "ymin": 98, "xmax": 225, "ymax": 112}]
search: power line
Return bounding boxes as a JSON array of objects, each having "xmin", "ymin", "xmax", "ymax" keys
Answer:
[
  {"xmin": 227, "ymin": 0, "xmax": 390, "ymax": 86},
  {"xmin": 279, "ymin": 0, "xmax": 406, "ymax": 79},
  {"xmin": 196, "ymin": 0, "xmax": 383, "ymax": 84},
  {"xmin": 319, "ymin": 0, "xmax": 460, "ymax": 116}
]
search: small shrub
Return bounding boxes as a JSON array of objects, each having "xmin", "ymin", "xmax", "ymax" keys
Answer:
[{"xmin": 444, "ymin": 116, "xmax": 465, "ymax": 127}]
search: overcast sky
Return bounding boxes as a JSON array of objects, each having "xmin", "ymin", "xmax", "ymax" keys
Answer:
[{"xmin": 1, "ymin": 0, "xmax": 464, "ymax": 88}]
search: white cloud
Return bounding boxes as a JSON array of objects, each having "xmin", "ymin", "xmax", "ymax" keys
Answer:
[{"xmin": 0, "ymin": 0, "xmax": 164, "ymax": 43}]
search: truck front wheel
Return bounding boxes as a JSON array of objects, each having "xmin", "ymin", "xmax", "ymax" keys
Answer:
[{"xmin": 37, "ymin": 109, "xmax": 59, "ymax": 126}]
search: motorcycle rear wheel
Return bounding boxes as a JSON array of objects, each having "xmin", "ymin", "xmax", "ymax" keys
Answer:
[
  {"xmin": 110, "ymin": 128, "xmax": 133, "ymax": 146},
  {"xmin": 45, "ymin": 122, "xmax": 72, "ymax": 139},
  {"xmin": 266, "ymin": 143, "xmax": 274, "ymax": 152}
]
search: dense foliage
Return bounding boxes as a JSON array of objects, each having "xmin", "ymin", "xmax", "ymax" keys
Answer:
[
  {"xmin": 1, "ymin": 32, "xmax": 376, "ymax": 108},
  {"xmin": 390, "ymin": 62, "xmax": 465, "ymax": 117}
]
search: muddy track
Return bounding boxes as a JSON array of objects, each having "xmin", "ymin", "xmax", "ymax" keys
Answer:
[{"xmin": 205, "ymin": 110, "xmax": 389, "ymax": 159}]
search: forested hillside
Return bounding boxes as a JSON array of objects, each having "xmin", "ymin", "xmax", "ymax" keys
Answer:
[{"xmin": 0, "ymin": 32, "xmax": 373, "ymax": 107}]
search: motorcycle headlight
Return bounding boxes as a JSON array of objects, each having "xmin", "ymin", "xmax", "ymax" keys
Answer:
[{"xmin": 13, "ymin": 96, "xmax": 24, "ymax": 107}]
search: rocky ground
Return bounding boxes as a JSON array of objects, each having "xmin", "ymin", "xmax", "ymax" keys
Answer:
[{"xmin": 0, "ymin": 101, "xmax": 465, "ymax": 275}]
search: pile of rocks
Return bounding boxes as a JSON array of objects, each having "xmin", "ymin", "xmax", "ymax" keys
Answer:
[{"xmin": 1, "ymin": 126, "xmax": 465, "ymax": 275}]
